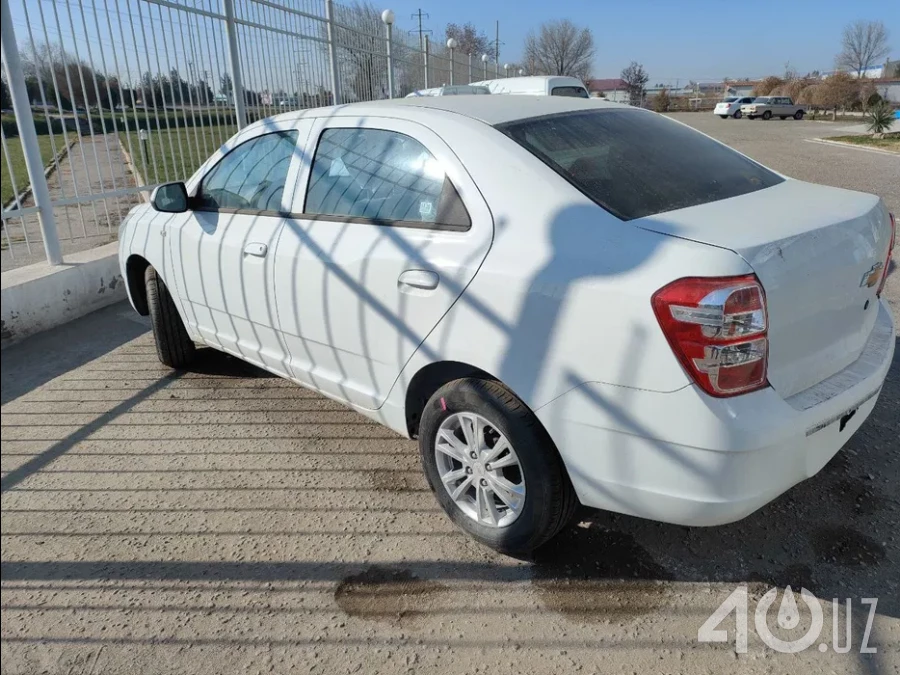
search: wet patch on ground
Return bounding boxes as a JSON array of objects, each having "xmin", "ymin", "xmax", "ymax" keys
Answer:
[
  {"xmin": 370, "ymin": 468, "xmax": 425, "ymax": 492},
  {"xmin": 530, "ymin": 519, "xmax": 674, "ymax": 622},
  {"xmin": 334, "ymin": 566, "xmax": 447, "ymax": 625},
  {"xmin": 809, "ymin": 526, "xmax": 886, "ymax": 567}
]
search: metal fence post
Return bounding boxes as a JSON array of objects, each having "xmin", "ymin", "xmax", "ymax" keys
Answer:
[
  {"xmin": 468, "ymin": 53, "xmax": 472, "ymax": 83},
  {"xmin": 382, "ymin": 10, "xmax": 394, "ymax": 99},
  {"xmin": 423, "ymin": 34, "xmax": 429, "ymax": 89},
  {"xmin": 1, "ymin": 0, "xmax": 62, "ymax": 265},
  {"xmin": 325, "ymin": 0, "xmax": 341, "ymax": 105},
  {"xmin": 221, "ymin": 0, "xmax": 246, "ymax": 128}
]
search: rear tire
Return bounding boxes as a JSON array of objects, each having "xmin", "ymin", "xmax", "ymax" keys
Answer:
[
  {"xmin": 418, "ymin": 378, "xmax": 578, "ymax": 554},
  {"xmin": 145, "ymin": 266, "xmax": 195, "ymax": 369},
  {"xmin": 719, "ymin": 115, "xmax": 728, "ymax": 119},
  {"xmin": 794, "ymin": 110, "xmax": 805, "ymax": 120},
  {"xmin": 762, "ymin": 110, "xmax": 772, "ymax": 120}
]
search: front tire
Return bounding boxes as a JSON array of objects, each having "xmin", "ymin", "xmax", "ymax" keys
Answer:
[
  {"xmin": 145, "ymin": 266, "xmax": 195, "ymax": 368},
  {"xmin": 418, "ymin": 378, "xmax": 577, "ymax": 554},
  {"xmin": 733, "ymin": 110, "xmax": 742, "ymax": 119},
  {"xmin": 762, "ymin": 110, "xmax": 772, "ymax": 120}
]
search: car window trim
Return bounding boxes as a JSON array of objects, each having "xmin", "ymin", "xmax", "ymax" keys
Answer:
[
  {"xmin": 193, "ymin": 129, "xmax": 299, "ymax": 215},
  {"xmin": 299, "ymin": 125, "xmax": 472, "ymax": 232},
  {"xmin": 292, "ymin": 212, "xmax": 470, "ymax": 232}
]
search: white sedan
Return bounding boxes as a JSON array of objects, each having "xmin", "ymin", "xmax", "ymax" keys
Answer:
[
  {"xmin": 714, "ymin": 96, "xmax": 756, "ymax": 118},
  {"xmin": 119, "ymin": 96, "xmax": 895, "ymax": 553}
]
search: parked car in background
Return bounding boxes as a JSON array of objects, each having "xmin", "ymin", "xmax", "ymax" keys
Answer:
[
  {"xmin": 120, "ymin": 96, "xmax": 895, "ymax": 554},
  {"xmin": 406, "ymin": 85, "xmax": 491, "ymax": 97},
  {"xmin": 469, "ymin": 75, "xmax": 589, "ymax": 98},
  {"xmin": 742, "ymin": 96, "xmax": 805, "ymax": 120},
  {"xmin": 714, "ymin": 96, "xmax": 755, "ymax": 119}
]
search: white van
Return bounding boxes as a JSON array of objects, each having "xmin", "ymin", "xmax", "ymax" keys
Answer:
[
  {"xmin": 405, "ymin": 85, "xmax": 491, "ymax": 98},
  {"xmin": 468, "ymin": 75, "xmax": 589, "ymax": 98}
]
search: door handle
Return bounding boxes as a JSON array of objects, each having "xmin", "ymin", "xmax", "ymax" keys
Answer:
[
  {"xmin": 398, "ymin": 269, "xmax": 439, "ymax": 292},
  {"xmin": 244, "ymin": 242, "xmax": 268, "ymax": 257}
]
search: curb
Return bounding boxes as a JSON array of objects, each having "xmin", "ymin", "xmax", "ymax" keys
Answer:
[
  {"xmin": 1, "ymin": 136, "xmax": 77, "ymax": 212},
  {"xmin": 806, "ymin": 138, "xmax": 900, "ymax": 157},
  {"xmin": 120, "ymin": 143, "xmax": 150, "ymax": 203},
  {"xmin": 1, "ymin": 241, "xmax": 125, "ymax": 349}
]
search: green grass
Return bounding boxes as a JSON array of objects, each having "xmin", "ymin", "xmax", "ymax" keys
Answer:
[
  {"xmin": 119, "ymin": 124, "xmax": 239, "ymax": 186},
  {"xmin": 827, "ymin": 134, "xmax": 900, "ymax": 153},
  {"xmin": 0, "ymin": 134, "xmax": 64, "ymax": 205}
]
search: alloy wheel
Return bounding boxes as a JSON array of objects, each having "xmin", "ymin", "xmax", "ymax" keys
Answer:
[{"xmin": 434, "ymin": 412, "xmax": 526, "ymax": 528}]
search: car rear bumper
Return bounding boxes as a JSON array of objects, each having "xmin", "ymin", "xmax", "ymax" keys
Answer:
[{"xmin": 535, "ymin": 299, "xmax": 895, "ymax": 526}]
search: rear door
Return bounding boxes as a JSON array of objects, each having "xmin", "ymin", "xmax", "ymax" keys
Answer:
[{"xmin": 272, "ymin": 116, "xmax": 493, "ymax": 409}]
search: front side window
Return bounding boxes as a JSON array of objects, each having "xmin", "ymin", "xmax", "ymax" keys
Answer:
[
  {"xmin": 195, "ymin": 130, "xmax": 298, "ymax": 212},
  {"xmin": 551, "ymin": 86, "xmax": 590, "ymax": 98},
  {"xmin": 304, "ymin": 128, "xmax": 470, "ymax": 229},
  {"xmin": 497, "ymin": 109, "xmax": 783, "ymax": 221}
]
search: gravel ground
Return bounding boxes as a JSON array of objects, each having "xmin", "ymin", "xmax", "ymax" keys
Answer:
[{"xmin": 2, "ymin": 119, "xmax": 899, "ymax": 674}]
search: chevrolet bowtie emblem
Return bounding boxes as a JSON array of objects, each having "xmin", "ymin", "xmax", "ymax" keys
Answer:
[{"xmin": 860, "ymin": 262, "xmax": 884, "ymax": 288}]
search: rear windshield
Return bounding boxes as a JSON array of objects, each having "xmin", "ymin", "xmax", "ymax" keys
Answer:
[
  {"xmin": 754, "ymin": 97, "xmax": 771, "ymax": 103},
  {"xmin": 723, "ymin": 97, "xmax": 738, "ymax": 102},
  {"xmin": 551, "ymin": 86, "xmax": 589, "ymax": 98},
  {"xmin": 496, "ymin": 109, "xmax": 783, "ymax": 220}
]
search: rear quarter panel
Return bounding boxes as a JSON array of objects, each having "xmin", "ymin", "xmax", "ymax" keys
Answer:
[{"xmin": 382, "ymin": 117, "xmax": 755, "ymax": 417}]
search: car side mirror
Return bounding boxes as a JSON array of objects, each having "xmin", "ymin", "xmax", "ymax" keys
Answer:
[{"xmin": 151, "ymin": 182, "xmax": 189, "ymax": 213}]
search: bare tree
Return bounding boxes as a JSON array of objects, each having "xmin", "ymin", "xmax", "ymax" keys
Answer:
[
  {"xmin": 523, "ymin": 20, "xmax": 594, "ymax": 81},
  {"xmin": 620, "ymin": 61, "xmax": 648, "ymax": 105},
  {"xmin": 836, "ymin": 20, "xmax": 890, "ymax": 77},
  {"xmin": 445, "ymin": 23, "xmax": 490, "ymax": 58}
]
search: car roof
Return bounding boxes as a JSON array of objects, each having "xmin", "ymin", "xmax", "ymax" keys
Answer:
[{"xmin": 276, "ymin": 95, "xmax": 627, "ymax": 127}]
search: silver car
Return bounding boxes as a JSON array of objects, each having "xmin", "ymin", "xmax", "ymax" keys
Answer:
[{"xmin": 741, "ymin": 96, "xmax": 805, "ymax": 120}]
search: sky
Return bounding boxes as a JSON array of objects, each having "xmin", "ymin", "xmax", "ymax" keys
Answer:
[
  {"xmin": 5, "ymin": 0, "xmax": 898, "ymax": 98},
  {"xmin": 385, "ymin": 0, "xmax": 900, "ymax": 83}
]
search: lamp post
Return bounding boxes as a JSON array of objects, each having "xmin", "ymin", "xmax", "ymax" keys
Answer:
[
  {"xmin": 381, "ymin": 9, "xmax": 395, "ymax": 99},
  {"xmin": 481, "ymin": 53, "xmax": 488, "ymax": 79},
  {"xmin": 446, "ymin": 37, "xmax": 457, "ymax": 85}
]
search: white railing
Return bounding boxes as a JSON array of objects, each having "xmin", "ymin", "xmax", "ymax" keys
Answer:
[{"xmin": 0, "ymin": 0, "xmax": 505, "ymax": 269}]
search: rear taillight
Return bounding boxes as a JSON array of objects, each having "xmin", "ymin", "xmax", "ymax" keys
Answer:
[
  {"xmin": 652, "ymin": 275, "xmax": 768, "ymax": 397},
  {"xmin": 876, "ymin": 212, "xmax": 895, "ymax": 297}
]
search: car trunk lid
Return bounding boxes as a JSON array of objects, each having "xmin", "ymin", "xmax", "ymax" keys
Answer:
[{"xmin": 636, "ymin": 179, "xmax": 893, "ymax": 398}]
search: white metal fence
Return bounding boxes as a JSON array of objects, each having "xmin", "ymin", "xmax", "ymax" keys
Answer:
[{"xmin": 0, "ymin": 0, "xmax": 505, "ymax": 269}]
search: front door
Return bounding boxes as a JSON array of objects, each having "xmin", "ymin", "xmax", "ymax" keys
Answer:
[
  {"xmin": 272, "ymin": 117, "xmax": 493, "ymax": 409},
  {"xmin": 168, "ymin": 124, "xmax": 310, "ymax": 374}
]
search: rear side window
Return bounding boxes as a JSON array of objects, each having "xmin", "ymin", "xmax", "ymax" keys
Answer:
[
  {"xmin": 496, "ymin": 110, "xmax": 783, "ymax": 220},
  {"xmin": 305, "ymin": 128, "xmax": 470, "ymax": 230},
  {"xmin": 551, "ymin": 86, "xmax": 589, "ymax": 98}
]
